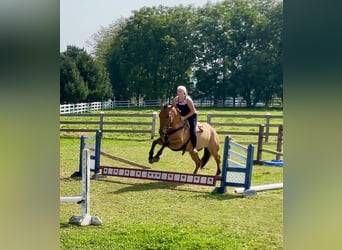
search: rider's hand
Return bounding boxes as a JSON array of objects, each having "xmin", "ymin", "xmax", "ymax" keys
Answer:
[{"xmin": 181, "ymin": 116, "xmax": 185, "ymax": 121}]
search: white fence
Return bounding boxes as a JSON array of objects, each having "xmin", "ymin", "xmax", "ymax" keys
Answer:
[
  {"xmin": 60, "ymin": 101, "xmax": 113, "ymax": 114},
  {"xmin": 60, "ymin": 98, "xmax": 282, "ymax": 114},
  {"xmin": 60, "ymin": 100, "xmax": 162, "ymax": 114}
]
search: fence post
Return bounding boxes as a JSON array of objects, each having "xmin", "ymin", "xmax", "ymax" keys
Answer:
[
  {"xmin": 207, "ymin": 114, "xmax": 212, "ymax": 124},
  {"xmin": 151, "ymin": 112, "xmax": 157, "ymax": 139},
  {"xmin": 254, "ymin": 124, "xmax": 265, "ymax": 165},
  {"xmin": 265, "ymin": 112, "xmax": 271, "ymax": 142},
  {"xmin": 99, "ymin": 112, "xmax": 104, "ymax": 131},
  {"xmin": 276, "ymin": 125, "xmax": 283, "ymax": 160}
]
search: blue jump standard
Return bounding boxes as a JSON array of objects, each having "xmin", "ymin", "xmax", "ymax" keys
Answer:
[{"xmin": 100, "ymin": 166, "xmax": 220, "ymax": 186}]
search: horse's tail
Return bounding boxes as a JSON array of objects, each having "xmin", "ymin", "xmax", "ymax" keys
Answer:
[{"xmin": 201, "ymin": 148, "xmax": 211, "ymax": 168}]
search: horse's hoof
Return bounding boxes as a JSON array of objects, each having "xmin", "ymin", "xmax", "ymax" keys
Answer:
[{"xmin": 149, "ymin": 157, "xmax": 159, "ymax": 163}]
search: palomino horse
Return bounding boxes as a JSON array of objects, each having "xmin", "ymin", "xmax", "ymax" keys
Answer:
[{"xmin": 148, "ymin": 104, "xmax": 221, "ymax": 176}]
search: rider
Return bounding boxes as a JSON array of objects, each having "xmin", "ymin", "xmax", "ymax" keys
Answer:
[{"xmin": 173, "ymin": 85, "xmax": 198, "ymax": 153}]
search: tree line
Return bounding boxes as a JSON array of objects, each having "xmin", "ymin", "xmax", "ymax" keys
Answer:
[{"xmin": 60, "ymin": 0, "xmax": 282, "ymax": 107}]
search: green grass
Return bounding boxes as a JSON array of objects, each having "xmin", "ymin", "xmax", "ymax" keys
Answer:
[{"xmin": 60, "ymin": 108, "xmax": 283, "ymax": 249}]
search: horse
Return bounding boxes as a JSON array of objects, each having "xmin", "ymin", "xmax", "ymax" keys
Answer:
[{"xmin": 148, "ymin": 104, "xmax": 221, "ymax": 176}]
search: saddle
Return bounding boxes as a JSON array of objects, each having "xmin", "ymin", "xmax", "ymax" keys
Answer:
[{"xmin": 196, "ymin": 125, "xmax": 204, "ymax": 133}]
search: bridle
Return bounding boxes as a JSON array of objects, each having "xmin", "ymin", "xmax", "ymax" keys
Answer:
[{"xmin": 159, "ymin": 107, "xmax": 187, "ymax": 137}]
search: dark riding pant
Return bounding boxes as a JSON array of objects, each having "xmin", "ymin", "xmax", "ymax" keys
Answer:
[{"xmin": 188, "ymin": 113, "xmax": 197, "ymax": 149}]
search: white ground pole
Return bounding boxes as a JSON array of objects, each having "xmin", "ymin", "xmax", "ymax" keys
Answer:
[
  {"xmin": 60, "ymin": 149, "xmax": 102, "ymax": 226},
  {"xmin": 234, "ymin": 183, "xmax": 283, "ymax": 194}
]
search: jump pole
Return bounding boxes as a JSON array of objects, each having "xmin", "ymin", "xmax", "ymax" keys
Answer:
[
  {"xmin": 99, "ymin": 136, "xmax": 256, "ymax": 197},
  {"xmin": 60, "ymin": 149, "xmax": 102, "ymax": 226},
  {"xmin": 234, "ymin": 183, "xmax": 283, "ymax": 194},
  {"xmin": 72, "ymin": 130, "xmax": 150, "ymax": 178},
  {"xmin": 99, "ymin": 165, "xmax": 219, "ymax": 186},
  {"xmin": 99, "ymin": 151, "xmax": 149, "ymax": 170}
]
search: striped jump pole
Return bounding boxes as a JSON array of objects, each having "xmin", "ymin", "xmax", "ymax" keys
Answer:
[
  {"xmin": 60, "ymin": 149, "xmax": 102, "ymax": 226},
  {"xmin": 100, "ymin": 166, "xmax": 219, "ymax": 186},
  {"xmin": 98, "ymin": 136, "xmax": 256, "ymax": 196}
]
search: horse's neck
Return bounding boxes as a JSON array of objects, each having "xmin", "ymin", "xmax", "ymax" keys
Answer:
[{"xmin": 171, "ymin": 109, "xmax": 182, "ymax": 127}]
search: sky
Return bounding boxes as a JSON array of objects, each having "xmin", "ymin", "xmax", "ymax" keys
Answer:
[{"xmin": 60, "ymin": 0, "xmax": 221, "ymax": 53}]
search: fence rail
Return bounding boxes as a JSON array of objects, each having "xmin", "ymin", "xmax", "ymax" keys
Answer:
[
  {"xmin": 207, "ymin": 113, "xmax": 283, "ymax": 142},
  {"xmin": 60, "ymin": 112, "xmax": 157, "ymax": 139}
]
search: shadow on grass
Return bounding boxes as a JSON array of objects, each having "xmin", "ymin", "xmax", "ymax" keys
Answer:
[
  {"xmin": 98, "ymin": 178, "xmax": 183, "ymax": 194},
  {"xmin": 97, "ymin": 178, "xmax": 241, "ymax": 200},
  {"xmin": 60, "ymin": 222, "xmax": 73, "ymax": 228},
  {"xmin": 60, "ymin": 222, "xmax": 94, "ymax": 229},
  {"xmin": 60, "ymin": 176, "xmax": 81, "ymax": 182},
  {"xmin": 195, "ymin": 192, "xmax": 242, "ymax": 200}
]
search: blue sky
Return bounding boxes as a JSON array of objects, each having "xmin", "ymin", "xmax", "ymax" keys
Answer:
[{"xmin": 60, "ymin": 0, "xmax": 221, "ymax": 53}]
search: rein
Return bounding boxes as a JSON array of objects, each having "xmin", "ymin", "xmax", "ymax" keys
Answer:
[
  {"xmin": 166, "ymin": 121, "xmax": 187, "ymax": 136},
  {"xmin": 159, "ymin": 107, "xmax": 190, "ymax": 152}
]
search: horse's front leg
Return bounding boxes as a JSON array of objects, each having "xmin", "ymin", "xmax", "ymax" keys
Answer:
[{"xmin": 148, "ymin": 137, "xmax": 164, "ymax": 163}]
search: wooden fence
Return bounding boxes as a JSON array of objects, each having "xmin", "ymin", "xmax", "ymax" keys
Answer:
[
  {"xmin": 254, "ymin": 124, "xmax": 284, "ymax": 164},
  {"xmin": 60, "ymin": 112, "xmax": 282, "ymax": 140},
  {"xmin": 206, "ymin": 112, "xmax": 283, "ymax": 142},
  {"xmin": 60, "ymin": 112, "xmax": 157, "ymax": 139}
]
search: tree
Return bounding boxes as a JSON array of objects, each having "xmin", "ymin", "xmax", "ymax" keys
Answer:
[
  {"xmin": 224, "ymin": 0, "xmax": 282, "ymax": 107},
  {"xmin": 97, "ymin": 5, "xmax": 196, "ymax": 101},
  {"xmin": 60, "ymin": 55, "xmax": 88, "ymax": 103},
  {"xmin": 192, "ymin": 2, "xmax": 234, "ymax": 105},
  {"xmin": 60, "ymin": 45, "xmax": 112, "ymax": 103},
  {"xmin": 89, "ymin": 0, "xmax": 283, "ymax": 106}
]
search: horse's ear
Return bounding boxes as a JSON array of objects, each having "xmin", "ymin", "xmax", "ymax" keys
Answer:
[{"xmin": 161, "ymin": 103, "xmax": 168, "ymax": 109}]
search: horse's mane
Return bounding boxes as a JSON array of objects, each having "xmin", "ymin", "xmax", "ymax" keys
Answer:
[
  {"xmin": 160, "ymin": 103, "xmax": 181, "ymax": 123},
  {"xmin": 161, "ymin": 103, "xmax": 180, "ymax": 113}
]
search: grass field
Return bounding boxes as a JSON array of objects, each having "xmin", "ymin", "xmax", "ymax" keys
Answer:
[{"xmin": 60, "ymin": 108, "xmax": 283, "ymax": 249}]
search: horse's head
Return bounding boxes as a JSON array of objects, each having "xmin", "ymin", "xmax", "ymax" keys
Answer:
[{"xmin": 158, "ymin": 103, "xmax": 181, "ymax": 136}]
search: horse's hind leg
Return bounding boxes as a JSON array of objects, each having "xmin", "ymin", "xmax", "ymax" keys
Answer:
[
  {"xmin": 212, "ymin": 150, "xmax": 221, "ymax": 176},
  {"xmin": 189, "ymin": 151, "xmax": 201, "ymax": 174},
  {"xmin": 207, "ymin": 145, "xmax": 221, "ymax": 176}
]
